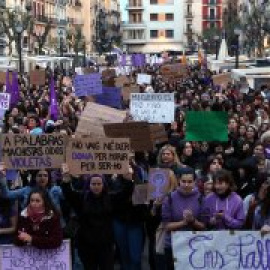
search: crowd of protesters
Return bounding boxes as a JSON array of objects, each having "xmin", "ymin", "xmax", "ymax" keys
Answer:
[{"xmin": 1, "ymin": 58, "xmax": 270, "ymax": 270}]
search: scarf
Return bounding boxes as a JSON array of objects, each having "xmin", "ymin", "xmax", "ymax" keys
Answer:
[{"xmin": 27, "ymin": 205, "xmax": 46, "ymax": 225}]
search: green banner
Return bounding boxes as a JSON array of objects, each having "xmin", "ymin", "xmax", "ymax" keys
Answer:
[{"xmin": 185, "ymin": 111, "xmax": 228, "ymax": 142}]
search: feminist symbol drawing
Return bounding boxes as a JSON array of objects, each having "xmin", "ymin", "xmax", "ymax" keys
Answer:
[{"xmin": 148, "ymin": 169, "xmax": 169, "ymax": 200}]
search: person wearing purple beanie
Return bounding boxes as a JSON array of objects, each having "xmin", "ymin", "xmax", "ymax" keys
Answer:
[{"xmin": 201, "ymin": 169, "xmax": 245, "ymax": 230}]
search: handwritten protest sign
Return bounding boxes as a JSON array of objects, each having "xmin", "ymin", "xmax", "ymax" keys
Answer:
[
  {"xmin": 95, "ymin": 86, "xmax": 122, "ymax": 109},
  {"xmin": 76, "ymin": 102, "xmax": 126, "ymax": 137},
  {"xmin": 115, "ymin": 76, "xmax": 130, "ymax": 87},
  {"xmin": 137, "ymin": 73, "xmax": 152, "ymax": 85},
  {"xmin": 0, "ymin": 240, "xmax": 71, "ymax": 270},
  {"xmin": 213, "ymin": 73, "xmax": 231, "ymax": 87},
  {"xmin": 29, "ymin": 70, "xmax": 46, "ymax": 85},
  {"xmin": 147, "ymin": 168, "xmax": 170, "ymax": 200},
  {"xmin": 104, "ymin": 122, "xmax": 168, "ymax": 151},
  {"xmin": 74, "ymin": 73, "xmax": 102, "ymax": 96},
  {"xmin": 0, "ymin": 93, "xmax": 10, "ymax": 110},
  {"xmin": 66, "ymin": 137, "xmax": 130, "ymax": 175},
  {"xmin": 130, "ymin": 93, "xmax": 175, "ymax": 123},
  {"xmin": 172, "ymin": 231, "xmax": 270, "ymax": 270},
  {"xmin": 160, "ymin": 64, "xmax": 187, "ymax": 76},
  {"xmin": 186, "ymin": 111, "xmax": 228, "ymax": 142},
  {"xmin": 1, "ymin": 134, "xmax": 66, "ymax": 169},
  {"xmin": 132, "ymin": 184, "xmax": 148, "ymax": 205},
  {"xmin": 122, "ymin": 85, "xmax": 140, "ymax": 102}
]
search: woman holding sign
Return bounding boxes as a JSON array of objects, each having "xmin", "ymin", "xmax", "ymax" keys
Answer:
[{"xmin": 14, "ymin": 187, "xmax": 63, "ymax": 249}]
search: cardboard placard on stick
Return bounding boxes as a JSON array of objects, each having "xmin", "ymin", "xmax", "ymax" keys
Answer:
[
  {"xmin": 76, "ymin": 102, "xmax": 126, "ymax": 137},
  {"xmin": 213, "ymin": 73, "xmax": 231, "ymax": 87},
  {"xmin": 1, "ymin": 134, "xmax": 67, "ymax": 170},
  {"xmin": 103, "ymin": 122, "xmax": 168, "ymax": 151},
  {"xmin": 29, "ymin": 70, "xmax": 46, "ymax": 85},
  {"xmin": 122, "ymin": 85, "xmax": 140, "ymax": 101},
  {"xmin": 132, "ymin": 184, "xmax": 148, "ymax": 205},
  {"xmin": 147, "ymin": 168, "xmax": 170, "ymax": 200},
  {"xmin": 0, "ymin": 71, "xmax": 12, "ymax": 85},
  {"xmin": 66, "ymin": 137, "xmax": 130, "ymax": 175}
]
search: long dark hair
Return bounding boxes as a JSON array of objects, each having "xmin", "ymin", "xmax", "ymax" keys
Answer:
[
  {"xmin": 261, "ymin": 185, "xmax": 270, "ymax": 217},
  {"xmin": 30, "ymin": 169, "xmax": 52, "ymax": 189},
  {"xmin": 213, "ymin": 169, "xmax": 237, "ymax": 193},
  {"xmin": 26, "ymin": 187, "xmax": 58, "ymax": 215}
]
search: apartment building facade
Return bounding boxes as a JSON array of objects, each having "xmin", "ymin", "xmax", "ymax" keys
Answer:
[{"xmin": 122, "ymin": 0, "xmax": 185, "ymax": 53}]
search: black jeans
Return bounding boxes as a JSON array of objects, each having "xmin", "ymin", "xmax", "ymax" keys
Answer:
[
  {"xmin": 165, "ymin": 247, "xmax": 174, "ymax": 270},
  {"xmin": 78, "ymin": 242, "xmax": 114, "ymax": 270}
]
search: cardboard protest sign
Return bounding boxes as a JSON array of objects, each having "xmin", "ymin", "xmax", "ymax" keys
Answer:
[
  {"xmin": 75, "ymin": 102, "xmax": 126, "ymax": 137},
  {"xmin": 122, "ymin": 85, "xmax": 140, "ymax": 102},
  {"xmin": 0, "ymin": 93, "xmax": 10, "ymax": 110},
  {"xmin": 29, "ymin": 70, "xmax": 46, "ymax": 85},
  {"xmin": 95, "ymin": 86, "xmax": 122, "ymax": 109},
  {"xmin": 83, "ymin": 67, "xmax": 96, "ymax": 74},
  {"xmin": 137, "ymin": 73, "xmax": 152, "ymax": 85},
  {"xmin": 130, "ymin": 93, "xmax": 175, "ymax": 123},
  {"xmin": 66, "ymin": 137, "xmax": 130, "ymax": 175},
  {"xmin": 132, "ymin": 184, "xmax": 148, "ymax": 205},
  {"xmin": 147, "ymin": 168, "xmax": 170, "ymax": 200},
  {"xmin": 102, "ymin": 68, "xmax": 116, "ymax": 80},
  {"xmin": 160, "ymin": 64, "xmax": 187, "ymax": 76},
  {"xmin": 115, "ymin": 75, "xmax": 130, "ymax": 87},
  {"xmin": 104, "ymin": 122, "xmax": 168, "ymax": 151},
  {"xmin": 74, "ymin": 73, "xmax": 102, "ymax": 96},
  {"xmin": 186, "ymin": 111, "xmax": 228, "ymax": 142},
  {"xmin": 0, "ymin": 240, "xmax": 71, "ymax": 270},
  {"xmin": 1, "ymin": 134, "xmax": 67, "ymax": 169},
  {"xmin": 213, "ymin": 73, "xmax": 231, "ymax": 87},
  {"xmin": 0, "ymin": 72, "xmax": 12, "ymax": 85}
]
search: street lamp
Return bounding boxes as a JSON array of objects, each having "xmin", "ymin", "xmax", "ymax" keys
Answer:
[
  {"xmin": 234, "ymin": 27, "xmax": 241, "ymax": 69},
  {"xmin": 15, "ymin": 21, "xmax": 23, "ymax": 74},
  {"xmin": 214, "ymin": 35, "xmax": 220, "ymax": 60},
  {"xmin": 83, "ymin": 41, "xmax": 87, "ymax": 67}
]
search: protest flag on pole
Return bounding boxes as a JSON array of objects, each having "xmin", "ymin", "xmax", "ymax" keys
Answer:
[
  {"xmin": 10, "ymin": 71, "xmax": 19, "ymax": 108},
  {"xmin": 6, "ymin": 70, "xmax": 11, "ymax": 94},
  {"xmin": 50, "ymin": 75, "xmax": 58, "ymax": 121}
]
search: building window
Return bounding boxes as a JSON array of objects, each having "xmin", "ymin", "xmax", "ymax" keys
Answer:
[
  {"xmin": 150, "ymin": 30, "xmax": 158, "ymax": 38},
  {"xmin": 150, "ymin": 13, "xmax": 158, "ymax": 21},
  {"xmin": 165, "ymin": 13, "xmax": 174, "ymax": 21},
  {"xmin": 165, "ymin": 29, "xmax": 174, "ymax": 38},
  {"xmin": 150, "ymin": 0, "xmax": 158, "ymax": 4},
  {"xmin": 210, "ymin": 8, "xmax": 215, "ymax": 18}
]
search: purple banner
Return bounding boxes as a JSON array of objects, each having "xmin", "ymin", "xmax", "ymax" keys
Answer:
[
  {"xmin": 74, "ymin": 73, "xmax": 103, "ymax": 97},
  {"xmin": 10, "ymin": 71, "xmax": 19, "ymax": 108},
  {"xmin": 95, "ymin": 86, "xmax": 122, "ymax": 109}
]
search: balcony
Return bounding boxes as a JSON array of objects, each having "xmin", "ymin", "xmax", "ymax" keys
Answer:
[
  {"xmin": 206, "ymin": 0, "xmax": 218, "ymax": 5},
  {"xmin": 203, "ymin": 15, "xmax": 221, "ymax": 21},
  {"xmin": 122, "ymin": 21, "xmax": 146, "ymax": 29},
  {"xmin": 58, "ymin": 19, "xmax": 68, "ymax": 26},
  {"xmin": 74, "ymin": 0, "xmax": 82, "ymax": 7},
  {"xmin": 35, "ymin": 15, "xmax": 57, "ymax": 25},
  {"xmin": 123, "ymin": 38, "xmax": 146, "ymax": 44},
  {"xmin": 186, "ymin": 0, "xmax": 193, "ymax": 2},
  {"xmin": 126, "ymin": 3, "xmax": 144, "ymax": 9},
  {"xmin": 67, "ymin": 18, "xmax": 83, "ymax": 25},
  {"xmin": 184, "ymin": 30, "xmax": 194, "ymax": 36},
  {"xmin": 185, "ymin": 12, "xmax": 193, "ymax": 19}
]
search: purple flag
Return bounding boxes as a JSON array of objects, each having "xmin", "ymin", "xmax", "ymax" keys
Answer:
[
  {"xmin": 121, "ymin": 54, "xmax": 127, "ymax": 66},
  {"xmin": 5, "ymin": 70, "xmax": 11, "ymax": 94},
  {"xmin": 131, "ymin": 54, "xmax": 136, "ymax": 67},
  {"xmin": 50, "ymin": 76, "xmax": 58, "ymax": 121},
  {"xmin": 10, "ymin": 71, "xmax": 19, "ymax": 108}
]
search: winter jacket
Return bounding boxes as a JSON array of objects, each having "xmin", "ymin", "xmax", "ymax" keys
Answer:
[
  {"xmin": 15, "ymin": 209, "xmax": 63, "ymax": 249},
  {"xmin": 61, "ymin": 181, "xmax": 114, "ymax": 247},
  {"xmin": 201, "ymin": 192, "xmax": 245, "ymax": 230}
]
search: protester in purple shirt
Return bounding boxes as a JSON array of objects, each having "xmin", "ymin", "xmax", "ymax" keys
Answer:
[
  {"xmin": 161, "ymin": 167, "xmax": 204, "ymax": 270},
  {"xmin": 202, "ymin": 169, "xmax": 245, "ymax": 230}
]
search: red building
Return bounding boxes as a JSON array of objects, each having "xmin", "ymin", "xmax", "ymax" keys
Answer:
[{"xmin": 202, "ymin": 0, "xmax": 222, "ymax": 31}]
